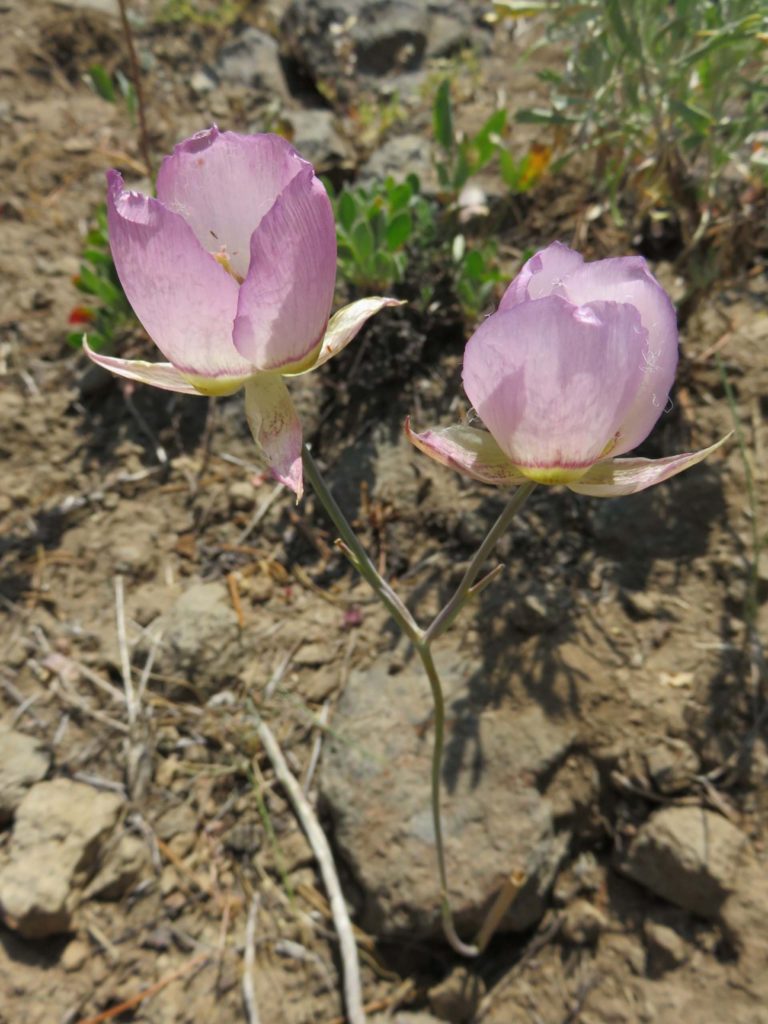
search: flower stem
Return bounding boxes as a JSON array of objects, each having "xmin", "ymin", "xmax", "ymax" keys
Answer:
[
  {"xmin": 424, "ymin": 482, "xmax": 537, "ymax": 644},
  {"xmin": 302, "ymin": 445, "xmax": 422, "ymax": 643},
  {"xmin": 415, "ymin": 641, "xmax": 479, "ymax": 957}
]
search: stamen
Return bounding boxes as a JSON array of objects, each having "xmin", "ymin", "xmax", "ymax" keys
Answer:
[{"xmin": 212, "ymin": 248, "xmax": 244, "ymax": 284}]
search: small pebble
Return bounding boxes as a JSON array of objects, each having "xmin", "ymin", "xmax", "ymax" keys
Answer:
[{"xmin": 61, "ymin": 938, "xmax": 89, "ymax": 973}]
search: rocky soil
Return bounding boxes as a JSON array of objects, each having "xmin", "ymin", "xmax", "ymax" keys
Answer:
[{"xmin": 1, "ymin": 1, "xmax": 767, "ymax": 1022}]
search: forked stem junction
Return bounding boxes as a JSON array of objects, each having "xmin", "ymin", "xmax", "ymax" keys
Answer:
[{"xmin": 302, "ymin": 444, "xmax": 536, "ymax": 955}]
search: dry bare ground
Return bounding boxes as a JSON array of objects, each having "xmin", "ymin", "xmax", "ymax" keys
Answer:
[{"xmin": 1, "ymin": 2, "xmax": 767, "ymax": 1022}]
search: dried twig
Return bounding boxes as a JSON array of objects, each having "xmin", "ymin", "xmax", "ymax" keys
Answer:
[
  {"xmin": 227, "ymin": 571, "xmax": 246, "ymax": 628},
  {"xmin": 115, "ymin": 574, "xmax": 152, "ymax": 799},
  {"xmin": 263, "ymin": 641, "xmax": 302, "ymax": 701},
  {"xmin": 255, "ymin": 719, "xmax": 366, "ymax": 1024},
  {"xmin": 74, "ymin": 951, "xmax": 208, "ymax": 1024},
  {"xmin": 242, "ymin": 895, "xmax": 262, "ymax": 1024},
  {"xmin": 474, "ymin": 869, "xmax": 525, "ymax": 953},
  {"xmin": 49, "ymin": 679, "xmax": 130, "ymax": 734},
  {"xmin": 115, "ymin": 0, "xmax": 153, "ymax": 179},
  {"xmin": 237, "ymin": 483, "xmax": 285, "ymax": 544},
  {"xmin": 302, "ymin": 698, "xmax": 330, "ymax": 794},
  {"xmin": 114, "ymin": 575, "xmax": 136, "ymax": 725}
]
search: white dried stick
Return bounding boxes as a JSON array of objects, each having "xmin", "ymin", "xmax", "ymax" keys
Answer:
[
  {"xmin": 242, "ymin": 894, "xmax": 262, "ymax": 1024},
  {"xmin": 255, "ymin": 718, "xmax": 366, "ymax": 1024}
]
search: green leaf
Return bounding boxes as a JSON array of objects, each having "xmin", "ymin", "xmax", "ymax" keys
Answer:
[
  {"xmin": 67, "ymin": 330, "xmax": 86, "ymax": 349},
  {"xmin": 87, "ymin": 64, "xmax": 116, "ymax": 103},
  {"xmin": 115, "ymin": 69, "xmax": 137, "ymax": 117},
  {"xmin": 82, "ymin": 248, "xmax": 111, "ymax": 267},
  {"xmin": 479, "ymin": 108, "xmax": 507, "ymax": 140},
  {"xmin": 351, "ymin": 219, "xmax": 375, "ymax": 266},
  {"xmin": 452, "ymin": 148, "xmax": 471, "ymax": 190},
  {"xmin": 498, "ymin": 149, "xmax": 522, "ymax": 189},
  {"xmin": 337, "ymin": 190, "xmax": 357, "ymax": 234},
  {"xmin": 670, "ymin": 99, "xmax": 713, "ymax": 135},
  {"xmin": 388, "ymin": 181, "xmax": 414, "ymax": 212},
  {"xmin": 75, "ymin": 266, "xmax": 121, "ymax": 304},
  {"xmin": 385, "ymin": 211, "xmax": 412, "ymax": 251},
  {"xmin": 374, "ymin": 252, "xmax": 396, "ymax": 284},
  {"xmin": 433, "ymin": 79, "xmax": 454, "ymax": 151},
  {"xmin": 405, "ymin": 172, "xmax": 421, "ymax": 194},
  {"xmin": 605, "ymin": 0, "xmax": 636, "ymax": 54},
  {"xmin": 463, "ymin": 249, "xmax": 487, "ymax": 279}
]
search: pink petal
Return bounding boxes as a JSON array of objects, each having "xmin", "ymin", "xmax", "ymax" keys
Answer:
[
  {"xmin": 83, "ymin": 341, "xmax": 201, "ymax": 394},
  {"xmin": 292, "ymin": 297, "xmax": 405, "ymax": 375},
  {"xmin": 156, "ymin": 127, "xmax": 306, "ymax": 281},
  {"xmin": 499, "ymin": 241, "xmax": 584, "ymax": 310},
  {"xmin": 568, "ymin": 435, "xmax": 731, "ymax": 497},
  {"xmin": 557, "ymin": 255, "xmax": 678, "ymax": 454},
  {"xmin": 244, "ymin": 375, "xmax": 304, "ymax": 498},
  {"xmin": 232, "ymin": 167, "xmax": 337, "ymax": 372},
  {"xmin": 405, "ymin": 419, "xmax": 528, "ymax": 487},
  {"xmin": 463, "ymin": 296, "xmax": 647, "ymax": 479},
  {"xmin": 106, "ymin": 170, "xmax": 254, "ymax": 384}
]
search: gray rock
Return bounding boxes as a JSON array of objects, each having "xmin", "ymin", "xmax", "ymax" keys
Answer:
[
  {"xmin": 149, "ymin": 582, "xmax": 242, "ymax": 696},
  {"xmin": 623, "ymin": 589, "xmax": 666, "ymax": 619},
  {"xmin": 84, "ymin": 834, "xmax": 148, "ymax": 900},
  {"xmin": 282, "ymin": 0, "xmax": 429, "ymax": 99},
  {"xmin": 216, "ymin": 27, "xmax": 289, "ymax": 100},
  {"xmin": 358, "ymin": 132, "xmax": 437, "ymax": 193},
  {"xmin": 190, "ymin": 68, "xmax": 218, "ymax": 97},
  {"xmin": 320, "ymin": 655, "xmax": 574, "ymax": 939},
  {"xmin": 353, "ymin": 0, "xmax": 429, "ymax": 74},
  {"xmin": 645, "ymin": 737, "xmax": 700, "ymax": 795},
  {"xmin": 51, "ymin": 0, "xmax": 119, "ymax": 13},
  {"xmin": 720, "ymin": 853, "xmax": 768, "ymax": 958},
  {"xmin": 425, "ymin": 6, "xmax": 477, "ymax": 59},
  {"xmin": 285, "ymin": 108, "xmax": 353, "ymax": 171},
  {"xmin": 619, "ymin": 805, "xmax": 748, "ymax": 918},
  {"xmin": 644, "ymin": 919, "xmax": 689, "ymax": 972},
  {"xmin": 0, "ymin": 727, "xmax": 50, "ymax": 824},
  {"xmin": 560, "ymin": 898, "xmax": 607, "ymax": 945},
  {"xmin": 428, "ymin": 965, "xmax": 486, "ymax": 1022},
  {"xmin": 0, "ymin": 779, "xmax": 124, "ymax": 938}
]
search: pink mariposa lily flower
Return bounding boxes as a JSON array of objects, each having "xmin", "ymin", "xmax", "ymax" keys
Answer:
[
  {"xmin": 407, "ymin": 242, "xmax": 727, "ymax": 497},
  {"xmin": 85, "ymin": 126, "xmax": 399, "ymax": 498}
]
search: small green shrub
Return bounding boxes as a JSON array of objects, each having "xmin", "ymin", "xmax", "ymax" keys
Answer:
[
  {"xmin": 510, "ymin": 0, "xmax": 768, "ymax": 241},
  {"xmin": 433, "ymin": 79, "xmax": 549, "ymax": 198},
  {"xmin": 334, "ymin": 174, "xmax": 437, "ymax": 293}
]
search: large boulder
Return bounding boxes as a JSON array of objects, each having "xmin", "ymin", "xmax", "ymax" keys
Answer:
[{"xmin": 320, "ymin": 653, "xmax": 579, "ymax": 938}]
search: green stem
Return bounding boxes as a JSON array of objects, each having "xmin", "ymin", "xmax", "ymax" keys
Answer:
[
  {"xmin": 302, "ymin": 446, "xmax": 422, "ymax": 643},
  {"xmin": 425, "ymin": 482, "xmax": 537, "ymax": 643},
  {"xmin": 416, "ymin": 641, "xmax": 479, "ymax": 957}
]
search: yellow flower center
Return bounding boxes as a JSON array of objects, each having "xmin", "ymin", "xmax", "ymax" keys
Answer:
[{"xmin": 517, "ymin": 465, "xmax": 591, "ymax": 485}]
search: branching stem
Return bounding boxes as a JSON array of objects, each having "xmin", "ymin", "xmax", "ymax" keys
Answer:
[{"xmin": 303, "ymin": 443, "xmax": 536, "ymax": 955}]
